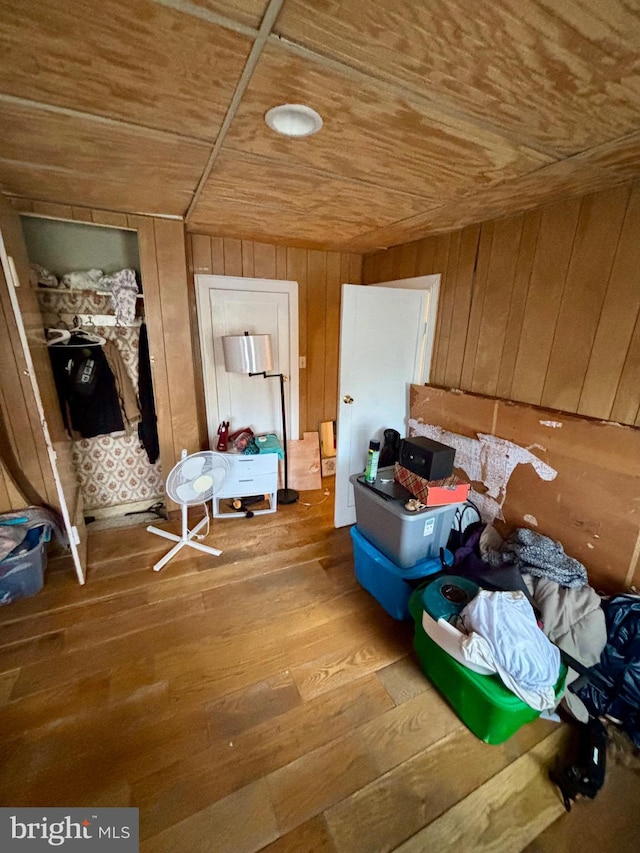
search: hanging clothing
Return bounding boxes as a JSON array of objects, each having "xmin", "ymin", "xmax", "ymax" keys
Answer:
[
  {"xmin": 48, "ymin": 336, "xmax": 125, "ymax": 439},
  {"xmin": 137, "ymin": 322, "xmax": 159, "ymax": 464},
  {"xmin": 103, "ymin": 339, "xmax": 141, "ymax": 430}
]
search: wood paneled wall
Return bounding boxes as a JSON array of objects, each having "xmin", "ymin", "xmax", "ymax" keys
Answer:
[
  {"xmin": 2, "ymin": 198, "xmax": 200, "ymax": 514},
  {"xmin": 364, "ymin": 180, "xmax": 640, "ymax": 427},
  {"xmin": 188, "ymin": 233, "xmax": 363, "ymax": 438}
]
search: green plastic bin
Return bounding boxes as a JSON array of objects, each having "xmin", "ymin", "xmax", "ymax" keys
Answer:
[{"xmin": 408, "ymin": 587, "xmax": 566, "ymax": 745}]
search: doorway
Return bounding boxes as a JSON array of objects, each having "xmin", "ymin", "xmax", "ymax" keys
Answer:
[
  {"xmin": 20, "ymin": 215, "xmax": 163, "ymax": 531},
  {"xmin": 195, "ymin": 275, "xmax": 299, "ymax": 455},
  {"xmin": 334, "ymin": 275, "xmax": 441, "ymax": 528}
]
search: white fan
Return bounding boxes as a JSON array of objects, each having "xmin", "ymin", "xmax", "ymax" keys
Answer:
[{"xmin": 147, "ymin": 449, "xmax": 230, "ymax": 573}]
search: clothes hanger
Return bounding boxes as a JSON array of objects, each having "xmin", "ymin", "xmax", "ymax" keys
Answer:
[
  {"xmin": 47, "ymin": 318, "xmax": 106, "ymax": 347},
  {"xmin": 71, "ymin": 328, "xmax": 107, "ymax": 346},
  {"xmin": 46, "ymin": 328, "xmax": 71, "ymax": 346}
]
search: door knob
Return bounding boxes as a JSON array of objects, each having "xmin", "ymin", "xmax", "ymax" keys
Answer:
[{"xmin": 343, "ymin": 395, "xmax": 354, "ymax": 404}]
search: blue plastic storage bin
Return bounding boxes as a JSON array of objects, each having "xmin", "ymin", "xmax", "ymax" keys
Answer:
[
  {"xmin": 350, "ymin": 524, "xmax": 442, "ymax": 620},
  {"xmin": 0, "ymin": 525, "xmax": 49, "ymax": 606}
]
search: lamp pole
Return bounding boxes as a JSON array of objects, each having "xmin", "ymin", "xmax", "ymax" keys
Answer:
[{"xmin": 249, "ymin": 370, "xmax": 298, "ymax": 504}]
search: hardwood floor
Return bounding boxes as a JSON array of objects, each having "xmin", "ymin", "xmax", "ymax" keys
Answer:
[{"xmin": 1, "ymin": 481, "xmax": 638, "ymax": 851}]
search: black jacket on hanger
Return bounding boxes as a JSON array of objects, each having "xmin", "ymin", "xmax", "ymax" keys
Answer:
[
  {"xmin": 137, "ymin": 322, "xmax": 160, "ymax": 464},
  {"xmin": 48, "ymin": 336, "xmax": 125, "ymax": 438}
]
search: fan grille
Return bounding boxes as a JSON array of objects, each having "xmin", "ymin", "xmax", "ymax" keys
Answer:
[{"xmin": 165, "ymin": 451, "xmax": 230, "ymax": 506}]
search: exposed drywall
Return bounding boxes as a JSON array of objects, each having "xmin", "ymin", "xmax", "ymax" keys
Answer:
[
  {"xmin": 410, "ymin": 384, "xmax": 640, "ymax": 594},
  {"xmin": 408, "ymin": 419, "xmax": 557, "ymax": 523}
]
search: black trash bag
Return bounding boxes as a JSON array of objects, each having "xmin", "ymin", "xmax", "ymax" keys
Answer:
[{"xmin": 574, "ymin": 595, "xmax": 640, "ymax": 747}]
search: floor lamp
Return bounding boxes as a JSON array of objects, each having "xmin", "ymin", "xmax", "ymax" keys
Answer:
[{"xmin": 222, "ymin": 332, "xmax": 299, "ymax": 505}]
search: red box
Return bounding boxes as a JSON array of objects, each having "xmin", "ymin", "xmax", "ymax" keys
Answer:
[{"xmin": 394, "ymin": 464, "xmax": 469, "ymax": 507}]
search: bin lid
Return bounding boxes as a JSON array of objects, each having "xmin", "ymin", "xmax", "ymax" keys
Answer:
[{"xmin": 421, "ymin": 575, "xmax": 481, "ymax": 622}]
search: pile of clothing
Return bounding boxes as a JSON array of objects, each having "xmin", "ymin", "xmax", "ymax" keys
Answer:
[
  {"xmin": 457, "ymin": 525, "xmax": 640, "ymax": 749},
  {"xmin": 456, "ymin": 587, "xmax": 562, "ymax": 711},
  {"xmin": 31, "ymin": 264, "xmax": 139, "ymax": 325},
  {"xmin": 481, "ymin": 527, "xmax": 607, "ymax": 720}
]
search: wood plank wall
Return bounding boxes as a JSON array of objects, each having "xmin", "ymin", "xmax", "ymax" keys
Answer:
[
  {"xmin": 187, "ymin": 233, "xmax": 363, "ymax": 439},
  {"xmin": 1, "ymin": 198, "xmax": 200, "ymax": 514},
  {"xmin": 363, "ymin": 180, "xmax": 640, "ymax": 428}
]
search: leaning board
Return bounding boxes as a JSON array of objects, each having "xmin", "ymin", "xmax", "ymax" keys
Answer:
[{"xmin": 410, "ymin": 384, "xmax": 640, "ymax": 593}]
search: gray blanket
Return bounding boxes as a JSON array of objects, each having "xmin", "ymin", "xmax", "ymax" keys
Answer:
[{"xmin": 486, "ymin": 527, "xmax": 588, "ymax": 589}]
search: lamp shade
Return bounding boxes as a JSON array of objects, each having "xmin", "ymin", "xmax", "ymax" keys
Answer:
[{"xmin": 222, "ymin": 334, "xmax": 274, "ymax": 373}]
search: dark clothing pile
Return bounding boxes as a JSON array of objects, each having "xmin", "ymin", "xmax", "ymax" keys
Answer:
[{"xmin": 575, "ymin": 595, "xmax": 640, "ymax": 747}]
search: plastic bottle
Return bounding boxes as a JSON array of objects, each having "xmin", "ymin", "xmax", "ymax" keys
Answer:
[{"xmin": 365, "ymin": 439, "xmax": 381, "ymax": 483}]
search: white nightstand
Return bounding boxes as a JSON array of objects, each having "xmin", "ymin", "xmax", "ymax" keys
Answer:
[{"xmin": 212, "ymin": 451, "xmax": 279, "ymax": 518}]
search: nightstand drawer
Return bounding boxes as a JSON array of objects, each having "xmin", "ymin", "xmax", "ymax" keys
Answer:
[
  {"xmin": 231, "ymin": 454, "xmax": 278, "ymax": 475},
  {"xmin": 223, "ymin": 472, "xmax": 276, "ymax": 498},
  {"xmin": 214, "ymin": 451, "xmax": 278, "ymax": 476}
]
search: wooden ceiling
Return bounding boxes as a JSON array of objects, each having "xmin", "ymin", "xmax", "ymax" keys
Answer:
[{"xmin": 0, "ymin": 0, "xmax": 639, "ymax": 251}]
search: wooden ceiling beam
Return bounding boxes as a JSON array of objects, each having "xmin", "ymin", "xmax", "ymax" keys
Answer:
[
  {"xmin": 185, "ymin": 0, "xmax": 285, "ymax": 222},
  {"xmin": 0, "ymin": 93, "xmax": 208, "ymax": 146}
]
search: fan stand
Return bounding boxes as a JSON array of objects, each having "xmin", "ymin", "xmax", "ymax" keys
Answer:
[{"xmin": 147, "ymin": 501, "xmax": 222, "ymax": 573}]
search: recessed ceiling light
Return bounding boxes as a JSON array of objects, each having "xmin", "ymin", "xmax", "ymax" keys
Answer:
[{"xmin": 264, "ymin": 104, "xmax": 323, "ymax": 138}]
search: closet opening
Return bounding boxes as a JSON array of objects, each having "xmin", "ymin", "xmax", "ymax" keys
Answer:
[{"xmin": 20, "ymin": 215, "xmax": 165, "ymax": 533}]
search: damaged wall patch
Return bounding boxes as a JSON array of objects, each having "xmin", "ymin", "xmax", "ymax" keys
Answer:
[{"xmin": 408, "ymin": 419, "xmax": 558, "ymax": 523}]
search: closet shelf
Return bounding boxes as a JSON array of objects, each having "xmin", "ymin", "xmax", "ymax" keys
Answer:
[
  {"xmin": 52, "ymin": 312, "xmax": 142, "ymax": 328},
  {"xmin": 36, "ymin": 287, "xmax": 144, "ymax": 298}
]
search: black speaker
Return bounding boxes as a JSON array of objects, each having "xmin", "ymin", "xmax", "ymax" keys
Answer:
[{"xmin": 398, "ymin": 436, "xmax": 455, "ymax": 481}]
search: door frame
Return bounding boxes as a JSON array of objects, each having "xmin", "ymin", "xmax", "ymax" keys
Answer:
[
  {"xmin": 195, "ymin": 275, "xmax": 299, "ymax": 449},
  {"xmin": 370, "ymin": 275, "xmax": 441, "ymax": 383}
]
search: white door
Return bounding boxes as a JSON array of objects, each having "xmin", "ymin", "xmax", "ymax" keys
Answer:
[
  {"xmin": 195, "ymin": 276, "xmax": 299, "ymax": 450},
  {"xmin": 334, "ymin": 275, "xmax": 440, "ymax": 528}
]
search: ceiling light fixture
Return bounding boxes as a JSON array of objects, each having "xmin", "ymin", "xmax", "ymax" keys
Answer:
[{"xmin": 264, "ymin": 104, "xmax": 323, "ymax": 138}]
